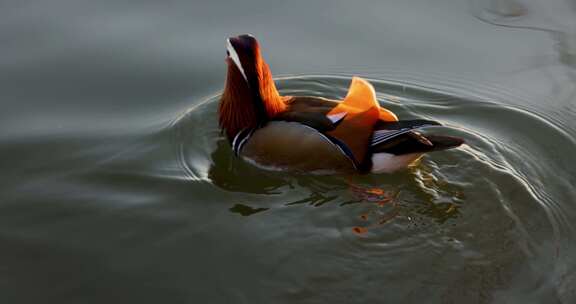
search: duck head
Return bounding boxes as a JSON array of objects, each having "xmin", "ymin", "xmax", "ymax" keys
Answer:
[{"xmin": 219, "ymin": 34, "xmax": 285, "ymax": 141}]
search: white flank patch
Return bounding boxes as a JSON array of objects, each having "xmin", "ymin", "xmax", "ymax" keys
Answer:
[
  {"xmin": 370, "ymin": 153, "xmax": 423, "ymax": 174},
  {"xmin": 226, "ymin": 39, "xmax": 248, "ymax": 83}
]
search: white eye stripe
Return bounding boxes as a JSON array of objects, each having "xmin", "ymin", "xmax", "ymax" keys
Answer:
[{"xmin": 226, "ymin": 39, "xmax": 248, "ymax": 83}]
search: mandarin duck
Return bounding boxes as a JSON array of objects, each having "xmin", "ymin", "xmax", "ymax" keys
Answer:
[{"xmin": 219, "ymin": 34, "xmax": 464, "ymax": 174}]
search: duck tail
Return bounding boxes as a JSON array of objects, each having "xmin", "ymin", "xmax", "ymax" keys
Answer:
[{"xmin": 425, "ymin": 135, "xmax": 465, "ymax": 151}]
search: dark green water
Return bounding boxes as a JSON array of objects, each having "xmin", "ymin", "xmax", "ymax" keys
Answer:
[{"xmin": 2, "ymin": 1, "xmax": 576, "ymax": 303}]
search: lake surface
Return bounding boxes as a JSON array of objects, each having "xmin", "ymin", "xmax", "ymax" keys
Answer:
[{"xmin": 1, "ymin": 0, "xmax": 576, "ymax": 303}]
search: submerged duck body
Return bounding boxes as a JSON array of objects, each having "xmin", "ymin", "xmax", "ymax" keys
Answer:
[{"xmin": 219, "ymin": 34, "xmax": 464, "ymax": 174}]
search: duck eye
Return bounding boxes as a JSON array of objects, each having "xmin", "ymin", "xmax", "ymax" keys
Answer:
[{"xmin": 226, "ymin": 50, "xmax": 230, "ymax": 56}]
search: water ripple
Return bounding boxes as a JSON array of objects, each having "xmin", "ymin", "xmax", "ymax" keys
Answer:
[{"xmin": 171, "ymin": 74, "xmax": 576, "ymax": 302}]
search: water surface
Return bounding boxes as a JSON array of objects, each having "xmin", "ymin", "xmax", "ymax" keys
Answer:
[{"xmin": 1, "ymin": 0, "xmax": 576, "ymax": 303}]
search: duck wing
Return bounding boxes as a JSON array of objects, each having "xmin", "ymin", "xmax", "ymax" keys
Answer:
[
  {"xmin": 273, "ymin": 111, "xmax": 336, "ymax": 132},
  {"xmin": 323, "ymin": 77, "xmax": 384, "ymax": 170},
  {"xmin": 327, "ymin": 77, "xmax": 398, "ymax": 122},
  {"xmin": 326, "ymin": 107, "xmax": 380, "ymax": 171},
  {"xmin": 370, "ymin": 120, "xmax": 464, "ymax": 155},
  {"xmin": 371, "ymin": 120, "xmax": 441, "ymax": 147},
  {"xmin": 271, "ymin": 77, "xmax": 463, "ymax": 170},
  {"xmin": 273, "ymin": 77, "xmax": 402, "ymax": 170}
]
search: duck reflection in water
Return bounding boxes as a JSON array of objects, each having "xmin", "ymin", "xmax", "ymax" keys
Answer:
[{"xmin": 208, "ymin": 139, "xmax": 463, "ymax": 232}]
